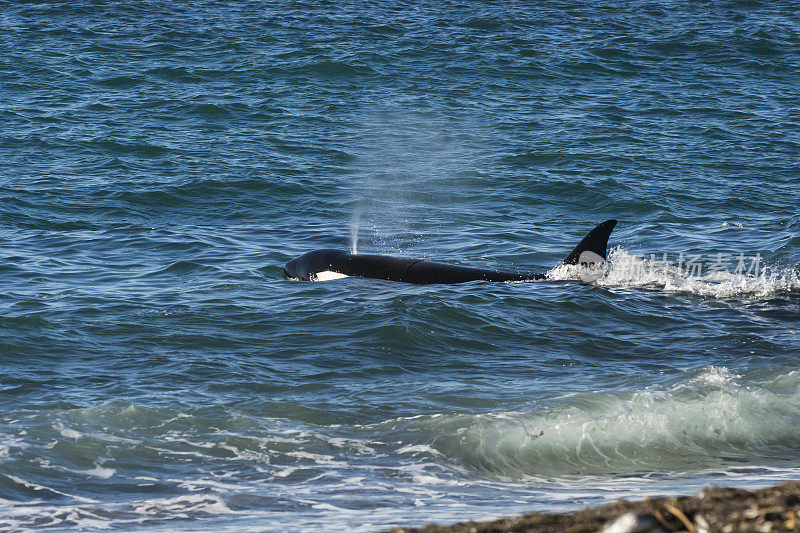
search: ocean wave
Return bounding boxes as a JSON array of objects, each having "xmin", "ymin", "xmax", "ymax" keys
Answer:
[
  {"xmin": 393, "ymin": 366, "xmax": 800, "ymax": 480},
  {"xmin": 3, "ymin": 369, "xmax": 800, "ymax": 530}
]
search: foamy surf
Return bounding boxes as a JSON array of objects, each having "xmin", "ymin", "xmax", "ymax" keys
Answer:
[
  {"xmin": 548, "ymin": 247, "xmax": 800, "ymax": 299},
  {"xmin": 3, "ymin": 368, "xmax": 800, "ymax": 531}
]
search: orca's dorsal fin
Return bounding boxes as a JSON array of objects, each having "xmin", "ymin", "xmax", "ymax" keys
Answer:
[{"xmin": 560, "ymin": 219, "xmax": 617, "ymax": 265}]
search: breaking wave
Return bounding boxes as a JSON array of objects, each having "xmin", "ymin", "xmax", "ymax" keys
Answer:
[{"xmin": 391, "ymin": 366, "xmax": 800, "ymax": 480}]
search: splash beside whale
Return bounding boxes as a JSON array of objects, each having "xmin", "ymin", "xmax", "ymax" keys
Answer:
[{"xmin": 284, "ymin": 219, "xmax": 617, "ymax": 285}]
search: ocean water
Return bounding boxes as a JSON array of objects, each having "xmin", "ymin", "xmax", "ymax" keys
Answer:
[{"xmin": 2, "ymin": 0, "xmax": 800, "ymax": 530}]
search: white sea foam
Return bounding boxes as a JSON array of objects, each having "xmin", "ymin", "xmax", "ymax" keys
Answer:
[
  {"xmin": 62, "ymin": 465, "xmax": 116, "ymax": 479},
  {"xmin": 2, "ymin": 473, "xmax": 99, "ymax": 503},
  {"xmin": 547, "ymin": 247, "xmax": 800, "ymax": 299},
  {"xmin": 131, "ymin": 494, "xmax": 237, "ymax": 516},
  {"xmin": 54, "ymin": 421, "xmax": 83, "ymax": 440},
  {"xmin": 396, "ymin": 444, "xmax": 443, "ymax": 456},
  {"xmin": 322, "ymin": 435, "xmax": 377, "ymax": 454},
  {"xmin": 267, "ymin": 465, "xmax": 300, "ymax": 478},
  {"xmin": 687, "ymin": 365, "xmax": 740, "ymax": 387},
  {"xmin": 312, "ymin": 502, "xmax": 347, "ymax": 511},
  {"xmin": 172, "ymin": 478, "xmax": 247, "ymax": 492},
  {"xmin": 721, "ymin": 220, "xmax": 744, "ymax": 228}
]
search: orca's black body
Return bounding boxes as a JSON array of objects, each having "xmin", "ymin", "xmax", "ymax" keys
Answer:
[{"xmin": 284, "ymin": 219, "xmax": 617, "ymax": 285}]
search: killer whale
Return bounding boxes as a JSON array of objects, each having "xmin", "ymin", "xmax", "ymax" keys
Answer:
[{"xmin": 284, "ymin": 219, "xmax": 617, "ymax": 285}]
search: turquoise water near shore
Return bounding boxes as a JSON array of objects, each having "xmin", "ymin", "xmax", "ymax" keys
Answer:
[{"xmin": 2, "ymin": 1, "xmax": 800, "ymax": 530}]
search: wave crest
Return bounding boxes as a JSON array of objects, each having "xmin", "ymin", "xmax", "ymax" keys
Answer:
[{"xmin": 401, "ymin": 367, "xmax": 800, "ymax": 480}]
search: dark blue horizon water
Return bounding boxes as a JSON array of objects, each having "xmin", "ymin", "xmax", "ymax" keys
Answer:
[{"xmin": 2, "ymin": 1, "xmax": 800, "ymax": 530}]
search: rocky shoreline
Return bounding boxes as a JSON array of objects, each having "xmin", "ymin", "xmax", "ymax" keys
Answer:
[{"xmin": 386, "ymin": 481, "xmax": 800, "ymax": 533}]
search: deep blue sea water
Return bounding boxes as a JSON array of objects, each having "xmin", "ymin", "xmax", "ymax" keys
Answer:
[{"xmin": 2, "ymin": 1, "xmax": 800, "ymax": 530}]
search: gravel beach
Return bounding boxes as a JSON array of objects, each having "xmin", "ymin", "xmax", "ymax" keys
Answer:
[{"xmin": 387, "ymin": 482, "xmax": 800, "ymax": 533}]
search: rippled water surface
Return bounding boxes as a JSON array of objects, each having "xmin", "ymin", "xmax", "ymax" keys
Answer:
[{"xmin": 2, "ymin": 1, "xmax": 800, "ymax": 530}]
